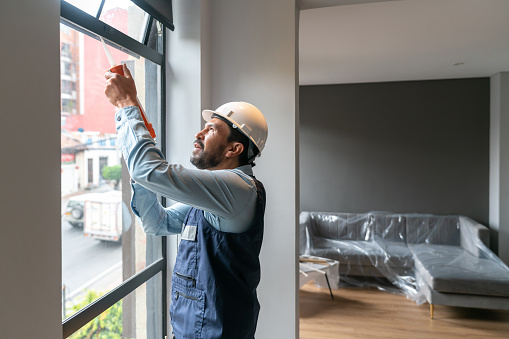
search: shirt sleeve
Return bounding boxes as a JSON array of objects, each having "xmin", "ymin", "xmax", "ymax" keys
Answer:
[
  {"xmin": 116, "ymin": 107, "xmax": 257, "ymax": 233},
  {"xmin": 131, "ymin": 182, "xmax": 189, "ymax": 235}
]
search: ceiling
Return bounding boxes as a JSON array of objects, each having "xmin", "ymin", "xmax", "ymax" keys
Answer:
[{"xmin": 299, "ymin": 0, "xmax": 509, "ymax": 85}]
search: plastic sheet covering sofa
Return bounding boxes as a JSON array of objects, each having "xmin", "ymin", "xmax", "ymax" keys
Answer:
[{"xmin": 300, "ymin": 211, "xmax": 509, "ymax": 317}]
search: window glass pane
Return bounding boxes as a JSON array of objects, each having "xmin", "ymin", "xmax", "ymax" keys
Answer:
[
  {"xmin": 65, "ymin": 272, "xmax": 163, "ymax": 338},
  {"xmin": 100, "ymin": 0, "xmax": 148, "ymax": 43},
  {"xmin": 61, "ymin": 23, "xmax": 162, "ymax": 313},
  {"xmin": 64, "ymin": 0, "xmax": 103, "ymax": 17},
  {"xmin": 147, "ymin": 19, "xmax": 164, "ymax": 53}
]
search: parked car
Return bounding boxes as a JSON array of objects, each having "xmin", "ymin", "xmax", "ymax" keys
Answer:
[{"xmin": 63, "ymin": 195, "xmax": 87, "ymax": 228}]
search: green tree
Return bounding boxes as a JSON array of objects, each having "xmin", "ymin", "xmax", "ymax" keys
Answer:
[
  {"xmin": 102, "ymin": 164, "xmax": 122, "ymax": 189},
  {"xmin": 67, "ymin": 290, "xmax": 123, "ymax": 339}
]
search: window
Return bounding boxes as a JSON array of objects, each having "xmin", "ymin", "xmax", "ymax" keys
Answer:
[
  {"xmin": 62, "ymin": 80, "xmax": 75, "ymax": 95},
  {"xmin": 62, "ymin": 42, "xmax": 72, "ymax": 57},
  {"xmin": 60, "ymin": 1, "xmax": 171, "ymax": 337},
  {"xmin": 63, "ymin": 61, "xmax": 74, "ymax": 75},
  {"xmin": 98, "ymin": 0, "xmax": 148, "ymax": 42},
  {"xmin": 87, "ymin": 158, "xmax": 93, "ymax": 183},
  {"xmin": 63, "ymin": 0, "xmax": 104, "ymax": 16},
  {"xmin": 62, "ymin": 98, "xmax": 76, "ymax": 114}
]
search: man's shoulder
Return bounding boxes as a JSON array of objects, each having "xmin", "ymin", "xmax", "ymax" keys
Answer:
[
  {"xmin": 226, "ymin": 166, "xmax": 257, "ymax": 185},
  {"xmin": 233, "ymin": 164, "xmax": 254, "ymax": 176}
]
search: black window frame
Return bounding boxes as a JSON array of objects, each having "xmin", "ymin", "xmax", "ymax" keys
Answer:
[{"xmin": 60, "ymin": 0, "xmax": 168, "ymax": 337}]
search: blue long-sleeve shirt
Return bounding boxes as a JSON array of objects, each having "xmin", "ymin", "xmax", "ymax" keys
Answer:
[{"xmin": 115, "ymin": 106, "xmax": 259, "ymax": 234}]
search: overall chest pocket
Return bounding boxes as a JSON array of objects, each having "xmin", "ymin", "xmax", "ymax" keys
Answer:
[
  {"xmin": 176, "ymin": 225, "xmax": 198, "ymax": 269},
  {"xmin": 170, "ymin": 277, "xmax": 205, "ymax": 339}
]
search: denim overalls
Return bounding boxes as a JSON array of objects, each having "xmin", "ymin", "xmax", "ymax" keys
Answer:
[{"xmin": 170, "ymin": 178, "xmax": 266, "ymax": 339}]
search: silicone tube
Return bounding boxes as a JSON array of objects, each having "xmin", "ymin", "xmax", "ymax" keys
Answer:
[{"xmin": 109, "ymin": 64, "xmax": 156, "ymax": 139}]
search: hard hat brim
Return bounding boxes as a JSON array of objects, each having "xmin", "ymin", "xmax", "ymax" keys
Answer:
[
  {"xmin": 203, "ymin": 109, "xmax": 240, "ymax": 132},
  {"xmin": 202, "ymin": 110, "xmax": 216, "ymax": 122}
]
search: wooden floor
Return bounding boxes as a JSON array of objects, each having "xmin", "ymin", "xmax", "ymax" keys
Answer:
[{"xmin": 299, "ymin": 283, "xmax": 509, "ymax": 339}]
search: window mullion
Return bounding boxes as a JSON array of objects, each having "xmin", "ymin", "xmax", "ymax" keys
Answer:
[
  {"xmin": 161, "ymin": 25, "xmax": 168, "ymax": 338},
  {"xmin": 142, "ymin": 15, "xmax": 155, "ymax": 45},
  {"xmin": 96, "ymin": 0, "xmax": 106, "ymax": 19}
]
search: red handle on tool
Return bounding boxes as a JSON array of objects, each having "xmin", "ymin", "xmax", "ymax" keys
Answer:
[{"xmin": 109, "ymin": 64, "xmax": 156, "ymax": 138}]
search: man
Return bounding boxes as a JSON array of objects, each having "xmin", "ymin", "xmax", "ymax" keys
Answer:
[{"xmin": 104, "ymin": 64, "xmax": 268, "ymax": 339}]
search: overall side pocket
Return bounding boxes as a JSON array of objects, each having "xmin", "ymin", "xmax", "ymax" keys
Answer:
[{"xmin": 170, "ymin": 282, "xmax": 205, "ymax": 339}]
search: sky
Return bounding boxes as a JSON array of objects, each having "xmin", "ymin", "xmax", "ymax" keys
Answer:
[{"xmin": 66, "ymin": 0, "xmax": 133, "ymax": 17}]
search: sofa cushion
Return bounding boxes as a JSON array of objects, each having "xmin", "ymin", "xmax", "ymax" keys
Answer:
[
  {"xmin": 373, "ymin": 214, "xmax": 406, "ymax": 242},
  {"xmin": 410, "ymin": 243, "xmax": 509, "ymax": 297},
  {"xmin": 311, "ymin": 238, "xmax": 413, "ymax": 269},
  {"xmin": 376, "ymin": 240, "xmax": 414, "ymax": 268},
  {"xmin": 310, "ymin": 212, "xmax": 372, "ymax": 241},
  {"xmin": 406, "ymin": 215, "xmax": 460, "ymax": 245},
  {"xmin": 311, "ymin": 239, "xmax": 378, "ymax": 266}
]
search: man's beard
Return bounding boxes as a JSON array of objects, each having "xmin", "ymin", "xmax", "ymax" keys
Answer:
[{"xmin": 190, "ymin": 141, "xmax": 223, "ymax": 170}]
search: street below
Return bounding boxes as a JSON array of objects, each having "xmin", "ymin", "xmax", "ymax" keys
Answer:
[{"xmin": 61, "ymin": 218, "xmax": 122, "ymax": 311}]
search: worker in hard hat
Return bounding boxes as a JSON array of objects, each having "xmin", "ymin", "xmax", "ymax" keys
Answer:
[{"xmin": 105, "ymin": 64, "xmax": 268, "ymax": 339}]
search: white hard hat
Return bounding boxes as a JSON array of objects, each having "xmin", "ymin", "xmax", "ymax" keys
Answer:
[{"xmin": 202, "ymin": 101, "xmax": 268, "ymax": 156}]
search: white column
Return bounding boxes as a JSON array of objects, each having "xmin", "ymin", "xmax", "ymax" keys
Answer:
[
  {"xmin": 490, "ymin": 72, "xmax": 509, "ymax": 264},
  {"xmin": 208, "ymin": 1, "xmax": 299, "ymax": 338},
  {"xmin": 165, "ymin": 0, "xmax": 207, "ymax": 335}
]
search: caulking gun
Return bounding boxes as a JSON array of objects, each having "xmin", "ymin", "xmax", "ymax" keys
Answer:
[{"xmin": 101, "ymin": 37, "xmax": 156, "ymax": 139}]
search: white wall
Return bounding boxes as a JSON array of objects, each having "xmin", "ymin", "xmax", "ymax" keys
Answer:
[
  {"xmin": 301, "ymin": 79, "xmax": 490, "ymax": 224},
  {"xmin": 167, "ymin": 1, "xmax": 299, "ymax": 337},
  {"xmin": 490, "ymin": 72, "xmax": 509, "ymax": 264},
  {"xmin": 0, "ymin": 0, "xmax": 62, "ymax": 338},
  {"xmin": 166, "ymin": 0, "xmax": 207, "ymax": 163},
  {"xmin": 209, "ymin": 1, "xmax": 299, "ymax": 338},
  {"xmin": 165, "ymin": 0, "xmax": 209, "ymax": 335}
]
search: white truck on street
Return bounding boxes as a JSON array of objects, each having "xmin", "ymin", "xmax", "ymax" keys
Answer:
[{"xmin": 83, "ymin": 190, "xmax": 123, "ymax": 242}]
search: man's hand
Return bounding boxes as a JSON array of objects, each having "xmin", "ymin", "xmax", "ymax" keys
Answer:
[{"xmin": 104, "ymin": 64, "xmax": 138, "ymax": 109}]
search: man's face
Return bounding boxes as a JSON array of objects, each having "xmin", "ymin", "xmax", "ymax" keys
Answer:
[{"xmin": 190, "ymin": 118, "xmax": 231, "ymax": 170}]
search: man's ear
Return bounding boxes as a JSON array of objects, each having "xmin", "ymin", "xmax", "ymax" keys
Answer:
[{"xmin": 225, "ymin": 142, "xmax": 244, "ymax": 158}]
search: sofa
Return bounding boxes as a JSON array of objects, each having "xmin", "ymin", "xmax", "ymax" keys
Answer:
[{"xmin": 300, "ymin": 211, "xmax": 509, "ymax": 317}]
